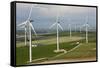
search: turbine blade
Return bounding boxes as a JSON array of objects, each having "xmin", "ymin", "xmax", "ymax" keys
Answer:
[
  {"xmin": 27, "ymin": 5, "xmax": 33, "ymax": 20},
  {"xmin": 20, "ymin": 25, "xmax": 25, "ymax": 29},
  {"xmin": 30, "ymin": 23, "xmax": 37, "ymax": 36},
  {"xmin": 58, "ymin": 23, "xmax": 63, "ymax": 31},
  {"xmin": 17, "ymin": 21, "xmax": 27, "ymax": 27},
  {"xmin": 49, "ymin": 23, "xmax": 56, "ymax": 29}
]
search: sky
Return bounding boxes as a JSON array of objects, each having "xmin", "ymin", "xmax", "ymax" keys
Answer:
[{"xmin": 16, "ymin": 3, "xmax": 96, "ymax": 32}]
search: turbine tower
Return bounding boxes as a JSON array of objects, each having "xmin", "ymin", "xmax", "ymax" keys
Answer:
[
  {"xmin": 68, "ymin": 24, "xmax": 72, "ymax": 38},
  {"xmin": 75, "ymin": 24, "xmax": 77, "ymax": 32},
  {"xmin": 79, "ymin": 26, "xmax": 81, "ymax": 33},
  {"xmin": 82, "ymin": 17, "xmax": 90, "ymax": 43},
  {"xmin": 85, "ymin": 23, "xmax": 89, "ymax": 43}
]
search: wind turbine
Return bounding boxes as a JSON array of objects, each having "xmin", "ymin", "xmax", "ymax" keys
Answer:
[
  {"xmin": 79, "ymin": 26, "xmax": 81, "ymax": 33},
  {"xmin": 68, "ymin": 24, "xmax": 72, "ymax": 38},
  {"xmin": 75, "ymin": 24, "xmax": 77, "ymax": 32},
  {"xmin": 49, "ymin": 9, "xmax": 65, "ymax": 53},
  {"xmin": 17, "ymin": 5, "xmax": 37, "ymax": 62},
  {"xmin": 82, "ymin": 17, "xmax": 90, "ymax": 43},
  {"xmin": 78, "ymin": 24, "xmax": 82, "ymax": 33}
]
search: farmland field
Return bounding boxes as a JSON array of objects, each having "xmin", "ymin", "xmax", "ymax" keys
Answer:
[{"xmin": 16, "ymin": 31, "xmax": 97, "ymax": 65}]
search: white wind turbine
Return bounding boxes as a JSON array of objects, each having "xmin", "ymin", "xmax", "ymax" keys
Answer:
[
  {"xmin": 67, "ymin": 19, "xmax": 72, "ymax": 39},
  {"xmin": 79, "ymin": 26, "xmax": 82, "ymax": 33},
  {"xmin": 82, "ymin": 17, "xmax": 90, "ymax": 43},
  {"xmin": 17, "ymin": 5, "xmax": 37, "ymax": 62},
  {"xmin": 49, "ymin": 9, "xmax": 66, "ymax": 53},
  {"xmin": 75, "ymin": 24, "xmax": 77, "ymax": 32},
  {"xmin": 68, "ymin": 24, "xmax": 72, "ymax": 38}
]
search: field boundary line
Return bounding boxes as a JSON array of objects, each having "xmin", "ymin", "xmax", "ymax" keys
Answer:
[
  {"xmin": 67, "ymin": 44, "xmax": 81, "ymax": 53},
  {"xmin": 50, "ymin": 44, "xmax": 82, "ymax": 59},
  {"xmin": 32, "ymin": 57, "xmax": 47, "ymax": 62}
]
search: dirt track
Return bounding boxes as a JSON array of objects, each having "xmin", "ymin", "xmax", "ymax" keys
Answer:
[{"xmin": 31, "ymin": 57, "xmax": 96, "ymax": 64}]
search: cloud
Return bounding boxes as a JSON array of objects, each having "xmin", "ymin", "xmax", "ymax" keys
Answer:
[
  {"xmin": 16, "ymin": 3, "xmax": 96, "ymax": 30},
  {"xmin": 34, "ymin": 4, "xmax": 95, "ymax": 17},
  {"xmin": 17, "ymin": 3, "xmax": 96, "ymax": 18}
]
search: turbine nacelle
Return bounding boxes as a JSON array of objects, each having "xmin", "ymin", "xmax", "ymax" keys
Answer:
[
  {"xmin": 57, "ymin": 21, "xmax": 60, "ymax": 23},
  {"xmin": 82, "ymin": 23, "xmax": 90, "ymax": 28},
  {"xmin": 29, "ymin": 20, "xmax": 34, "ymax": 22}
]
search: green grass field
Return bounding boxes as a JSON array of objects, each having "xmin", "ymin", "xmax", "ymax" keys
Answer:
[{"xmin": 16, "ymin": 31, "xmax": 96, "ymax": 65}]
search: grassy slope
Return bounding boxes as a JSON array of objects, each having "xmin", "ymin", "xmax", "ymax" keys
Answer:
[
  {"xmin": 16, "ymin": 32, "xmax": 96, "ymax": 65},
  {"xmin": 16, "ymin": 41, "xmax": 78, "ymax": 65},
  {"xmin": 52, "ymin": 32, "xmax": 96, "ymax": 60},
  {"xmin": 53, "ymin": 43, "xmax": 96, "ymax": 60}
]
